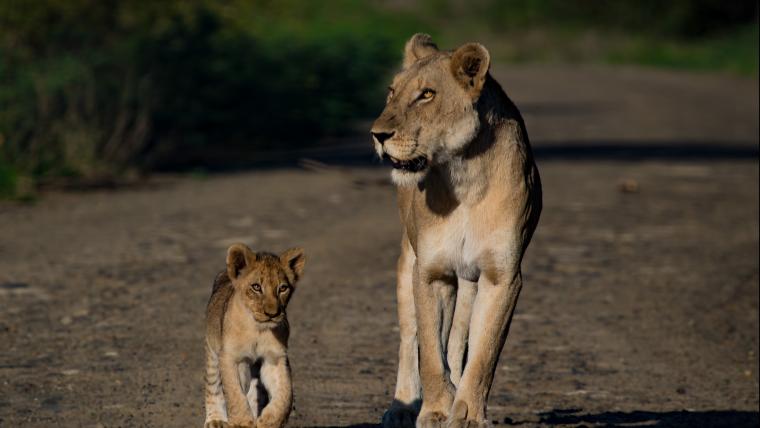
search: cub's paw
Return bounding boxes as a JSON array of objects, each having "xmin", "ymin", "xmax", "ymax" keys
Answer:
[
  {"xmin": 444, "ymin": 401, "xmax": 490, "ymax": 428},
  {"xmin": 204, "ymin": 420, "xmax": 229, "ymax": 428},
  {"xmin": 416, "ymin": 411, "xmax": 448, "ymax": 428},
  {"xmin": 382, "ymin": 403, "xmax": 417, "ymax": 428}
]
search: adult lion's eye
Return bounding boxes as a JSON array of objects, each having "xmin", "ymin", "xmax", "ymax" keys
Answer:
[
  {"xmin": 279, "ymin": 284, "xmax": 290, "ymax": 293},
  {"xmin": 251, "ymin": 283, "xmax": 262, "ymax": 293}
]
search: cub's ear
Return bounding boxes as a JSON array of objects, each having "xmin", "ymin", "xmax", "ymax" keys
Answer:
[
  {"xmin": 226, "ymin": 243, "xmax": 256, "ymax": 280},
  {"xmin": 450, "ymin": 43, "xmax": 490, "ymax": 98},
  {"xmin": 403, "ymin": 33, "xmax": 439, "ymax": 68},
  {"xmin": 280, "ymin": 247, "xmax": 306, "ymax": 281}
]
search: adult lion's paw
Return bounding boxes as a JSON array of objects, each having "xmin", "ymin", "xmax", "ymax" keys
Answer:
[
  {"xmin": 382, "ymin": 403, "xmax": 417, "ymax": 428},
  {"xmin": 256, "ymin": 412, "xmax": 285, "ymax": 428},
  {"xmin": 444, "ymin": 400, "xmax": 491, "ymax": 428},
  {"xmin": 204, "ymin": 420, "xmax": 229, "ymax": 428},
  {"xmin": 416, "ymin": 411, "xmax": 448, "ymax": 428},
  {"xmin": 227, "ymin": 419, "xmax": 255, "ymax": 428},
  {"xmin": 445, "ymin": 418, "xmax": 490, "ymax": 428}
]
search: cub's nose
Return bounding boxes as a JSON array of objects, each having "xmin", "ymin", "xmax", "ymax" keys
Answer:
[
  {"xmin": 264, "ymin": 307, "xmax": 281, "ymax": 318},
  {"xmin": 371, "ymin": 131, "xmax": 395, "ymax": 145}
]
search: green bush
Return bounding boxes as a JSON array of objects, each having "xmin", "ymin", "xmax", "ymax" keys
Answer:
[
  {"xmin": 0, "ymin": 0, "xmax": 414, "ymax": 188},
  {"xmin": 0, "ymin": 155, "xmax": 17, "ymax": 198}
]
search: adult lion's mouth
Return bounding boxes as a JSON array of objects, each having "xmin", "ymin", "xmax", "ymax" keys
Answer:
[
  {"xmin": 384, "ymin": 154, "xmax": 428, "ymax": 172},
  {"xmin": 254, "ymin": 314, "xmax": 285, "ymax": 324}
]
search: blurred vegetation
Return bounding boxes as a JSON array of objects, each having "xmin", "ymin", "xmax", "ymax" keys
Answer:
[
  {"xmin": 418, "ymin": 0, "xmax": 758, "ymax": 74},
  {"xmin": 0, "ymin": 0, "xmax": 416, "ymax": 196},
  {"xmin": 0, "ymin": 0, "xmax": 757, "ymax": 198},
  {"xmin": 427, "ymin": 0, "xmax": 756, "ymax": 37},
  {"xmin": 606, "ymin": 24, "xmax": 758, "ymax": 75}
]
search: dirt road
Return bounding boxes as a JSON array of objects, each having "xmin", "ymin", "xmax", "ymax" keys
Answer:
[{"xmin": 1, "ymin": 66, "xmax": 758, "ymax": 427}]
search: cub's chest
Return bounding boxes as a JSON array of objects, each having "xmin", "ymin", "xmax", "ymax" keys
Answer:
[
  {"xmin": 224, "ymin": 327, "xmax": 287, "ymax": 360},
  {"xmin": 223, "ymin": 310, "xmax": 288, "ymax": 360}
]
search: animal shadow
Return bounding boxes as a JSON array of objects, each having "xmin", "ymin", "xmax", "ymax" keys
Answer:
[
  {"xmin": 306, "ymin": 408, "xmax": 759, "ymax": 428},
  {"xmin": 504, "ymin": 408, "xmax": 759, "ymax": 427}
]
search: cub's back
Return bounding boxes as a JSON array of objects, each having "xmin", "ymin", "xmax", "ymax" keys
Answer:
[{"xmin": 206, "ymin": 271, "xmax": 234, "ymax": 351}]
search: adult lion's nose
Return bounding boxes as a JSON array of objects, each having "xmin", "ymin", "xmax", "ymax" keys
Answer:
[{"xmin": 371, "ymin": 131, "xmax": 395, "ymax": 145}]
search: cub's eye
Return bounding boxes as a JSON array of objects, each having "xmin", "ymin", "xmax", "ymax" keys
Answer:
[
  {"xmin": 278, "ymin": 284, "xmax": 290, "ymax": 293},
  {"xmin": 251, "ymin": 283, "xmax": 262, "ymax": 293},
  {"xmin": 419, "ymin": 89, "xmax": 435, "ymax": 101}
]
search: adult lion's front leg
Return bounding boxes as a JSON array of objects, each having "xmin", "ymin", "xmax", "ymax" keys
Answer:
[
  {"xmin": 385, "ymin": 231, "xmax": 459, "ymax": 428},
  {"xmin": 414, "ymin": 264, "xmax": 457, "ymax": 428},
  {"xmin": 447, "ymin": 278, "xmax": 477, "ymax": 387},
  {"xmin": 446, "ymin": 257, "xmax": 524, "ymax": 428},
  {"xmin": 383, "ymin": 233, "xmax": 422, "ymax": 428}
]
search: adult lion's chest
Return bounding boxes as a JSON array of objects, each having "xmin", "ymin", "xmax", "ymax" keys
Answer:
[
  {"xmin": 406, "ymin": 195, "xmax": 511, "ymax": 283},
  {"xmin": 420, "ymin": 214, "xmax": 479, "ymax": 282}
]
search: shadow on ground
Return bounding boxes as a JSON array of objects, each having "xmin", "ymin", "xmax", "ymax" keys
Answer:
[
  {"xmin": 23, "ymin": 136, "xmax": 756, "ymax": 200},
  {"xmin": 305, "ymin": 409, "xmax": 759, "ymax": 428},
  {"xmin": 533, "ymin": 141, "xmax": 759, "ymax": 161},
  {"xmin": 160, "ymin": 138, "xmax": 760, "ymax": 173},
  {"xmin": 503, "ymin": 408, "xmax": 760, "ymax": 427}
]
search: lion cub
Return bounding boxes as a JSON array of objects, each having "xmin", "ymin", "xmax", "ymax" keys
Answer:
[{"xmin": 204, "ymin": 243, "xmax": 305, "ymax": 428}]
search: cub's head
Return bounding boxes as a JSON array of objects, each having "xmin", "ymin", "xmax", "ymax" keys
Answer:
[
  {"xmin": 371, "ymin": 33, "xmax": 491, "ymax": 186},
  {"xmin": 226, "ymin": 244, "xmax": 306, "ymax": 325}
]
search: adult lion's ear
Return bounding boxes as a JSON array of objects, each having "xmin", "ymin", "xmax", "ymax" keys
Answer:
[
  {"xmin": 280, "ymin": 247, "xmax": 306, "ymax": 281},
  {"xmin": 226, "ymin": 243, "xmax": 256, "ymax": 280},
  {"xmin": 403, "ymin": 33, "xmax": 439, "ymax": 68},
  {"xmin": 450, "ymin": 43, "xmax": 490, "ymax": 98}
]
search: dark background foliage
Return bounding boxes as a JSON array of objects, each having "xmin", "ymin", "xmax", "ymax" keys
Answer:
[{"xmin": 0, "ymin": 0, "xmax": 757, "ymax": 197}]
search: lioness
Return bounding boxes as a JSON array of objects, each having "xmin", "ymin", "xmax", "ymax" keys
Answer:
[
  {"xmin": 204, "ymin": 244, "xmax": 306, "ymax": 428},
  {"xmin": 371, "ymin": 34, "xmax": 541, "ymax": 428}
]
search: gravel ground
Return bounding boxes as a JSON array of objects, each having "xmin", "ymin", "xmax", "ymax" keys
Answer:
[{"xmin": 1, "ymin": 65, "xmax": 758, "ymax": 427}]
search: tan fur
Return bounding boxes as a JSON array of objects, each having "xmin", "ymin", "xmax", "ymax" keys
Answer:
[
  {"xmin": 204, "ymin": 244, "xmax": 305, "ymax": 428},
  {"xmin": 372, "ymin": 34, "xmax": 542, "ymax": 428}
]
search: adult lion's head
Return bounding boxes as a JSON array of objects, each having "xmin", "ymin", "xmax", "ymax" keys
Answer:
[{"xmin": 370, "ymin": 33, "xmax": 491, "ymax": 186}]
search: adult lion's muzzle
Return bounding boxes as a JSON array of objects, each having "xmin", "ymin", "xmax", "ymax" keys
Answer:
[{"xmin": 371, "ymin": 131, "xmax": 395, "ymax": 145}]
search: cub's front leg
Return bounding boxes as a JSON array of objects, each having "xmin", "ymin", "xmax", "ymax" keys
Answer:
[
  {"xmin": 220, "ymin": 352, "xmax": 256, "ymax": 428},
  {"xmin": 204, "ymin": 344, "xmax": 229, "ymax": 428},
  {"xmin": 257, "ymin": 356, "xmax": 293, "ymax": 428}
]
